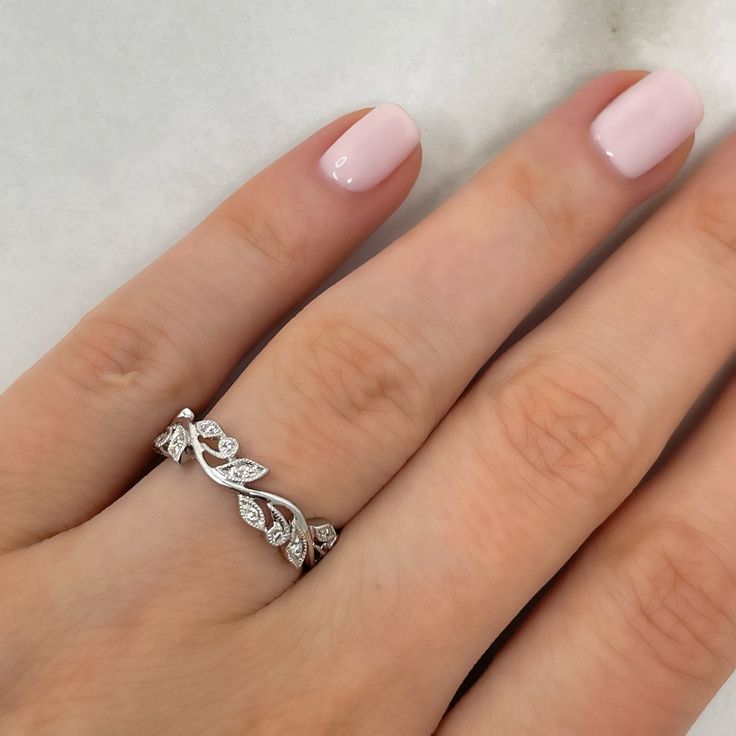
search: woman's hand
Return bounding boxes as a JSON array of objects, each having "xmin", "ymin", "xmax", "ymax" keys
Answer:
[{"xmin": 2, "ymin": 70, "xmax": 734, "ymax": 735}]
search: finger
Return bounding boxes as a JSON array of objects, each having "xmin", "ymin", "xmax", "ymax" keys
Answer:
[
  {"xmin": 0, "ymin": 105, "xmax": 421, "ymax": 551},
  {"xmin": 284, "ymin": 115, "xmax": 736, "ymax": 731},
  {"xmin": 440, "ymin": 369, "xmax": 736, "ymax": 736},
  {"xmin": 89, "ymin": 70, "xmax": 698, "ymax": 617}
]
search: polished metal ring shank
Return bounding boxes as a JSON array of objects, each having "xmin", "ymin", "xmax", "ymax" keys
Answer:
[{"xmin": 154, "ymin": 408, "xmax": 338, "ymax": 570}]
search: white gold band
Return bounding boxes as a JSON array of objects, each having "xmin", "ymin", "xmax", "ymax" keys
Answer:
[{"xmin": 154, "ymin": 408, "xmax": 338, "ymax": 569}]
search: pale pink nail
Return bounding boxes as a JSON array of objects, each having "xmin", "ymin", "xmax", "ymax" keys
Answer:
[
  {"xmin": 591, "ymin": 69, "xmax": 703, "ymax": 179},
  {"xmin": 319, "ymin": 103, "xmax": 420, "ymax": 192}
]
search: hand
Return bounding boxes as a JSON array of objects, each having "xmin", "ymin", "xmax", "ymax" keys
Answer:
[{"xmin": 2, "ymin": 70, "xmax": 734, "ymax": 736}]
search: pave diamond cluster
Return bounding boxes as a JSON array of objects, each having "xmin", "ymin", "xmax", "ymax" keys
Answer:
[{"xmin": 154, "ymin": 408, "xmax": 338, "ymax": 569}]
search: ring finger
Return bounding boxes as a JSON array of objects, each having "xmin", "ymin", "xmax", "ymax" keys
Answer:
[{"xmin": 0, "ymin": 106, "xmax": 421, "ymax": 551}]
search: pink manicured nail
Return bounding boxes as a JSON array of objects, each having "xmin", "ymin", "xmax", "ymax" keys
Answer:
[
  {"xmin": 591, "ymin": 69, "xmax": 703, "ymax": 179},
  {"xmin": 319, "ymin": 103, "xmax": 420, "ymax": 192}
]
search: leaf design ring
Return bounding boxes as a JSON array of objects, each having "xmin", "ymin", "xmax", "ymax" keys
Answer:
[{"xmin": 154, "ymin": 408, "xmax": 338, "ymax": 569}]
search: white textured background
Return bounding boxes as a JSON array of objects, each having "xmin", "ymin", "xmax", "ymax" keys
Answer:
[{"xmin": 1, "ymin": 1, "xmax": 735, "ymax": 732}]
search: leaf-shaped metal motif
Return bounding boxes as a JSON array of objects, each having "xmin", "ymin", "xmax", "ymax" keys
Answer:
[
  {"xmin": 153, "ymin": 426, "xmax": 172, "ymax": 454},
  {"xmin": 217, "ymin": 436, "xmax": 239, "ymax": 458},
  {"xmin": 311, "ymin": 522, "xmax": 337, "ymax": 546},
  {"xmin": 167, "ymin": 424, "xmax": 188, "ymax": 463},
  {"xmin": 215, "ymin": 458, "xmax": 268, "ymax": 484},
  {"xmin": 285, "ymin": 526, "xmax": 307, "ymax": 568},
  {"xmin": 154, "ymin": 410, "xmax": 340, "ymax": 569},
  {"xmin": 238, "ymin": 495, "xmax": 266, "ymax": 530},
  {"xmin": 196, "ymin": 420, "xmax": 223, "ymax": 438},
  {"xmin": 266, "ymin": 525, "xmax": 287, "ymax": 546},
  {"xmin": 265, "ymin": 504, "xmax": 291, "ymax": 546}
]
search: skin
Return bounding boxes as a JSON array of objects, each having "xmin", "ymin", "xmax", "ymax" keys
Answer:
[{"xmin": 1, "ymin": 70, "xmax": 735, "ymax": 735}]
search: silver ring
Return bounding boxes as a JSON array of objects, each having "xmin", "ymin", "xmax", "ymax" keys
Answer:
[{"xmin": 153, "ymin": 408, "xmax": 338, "ymax": 570}]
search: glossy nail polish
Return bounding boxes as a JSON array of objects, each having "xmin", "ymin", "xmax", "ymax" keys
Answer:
[
  {"xmin": 591, "ymin": 69, "xmax": 703, "ymax": 179},
  {"xmin": 319, "ymin": 103, "xmax": 420, "ymax": 192}
]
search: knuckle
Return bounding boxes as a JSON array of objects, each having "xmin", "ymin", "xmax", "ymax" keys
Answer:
[
  {"xmin": 601, "ymin": 520, "xmax": 736, "ymax": 685},
  {"xmin": 507, "ymin": 155, "xmax": 583, "ymax": 252},
  {"xmin": 287, "ymin": 311, "xmax": 430, "ymax": 445},
  {"xmin": 58, "ymin": 306, "xmax": 195, "ymax": 401},
  {"xmin": 483, "ymin": 356, "xmax": 630, "ymax": 511},
  {"xmin": 684, "ymin": 187, "xmax": 736, "ymax": 289},
  {"xmin": 205, "ymin": 200, "xmax": 306, "ymax": 281}
]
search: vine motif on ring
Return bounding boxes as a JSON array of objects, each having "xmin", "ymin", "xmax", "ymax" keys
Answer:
[{"xmin": 154, "ymin": 408, "xmax": 338, "ymax": 569}]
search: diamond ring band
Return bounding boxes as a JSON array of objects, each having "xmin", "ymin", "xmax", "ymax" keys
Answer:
[{"xmin": 154, "ymin": 408, "xmax": 338, "ymax": 570}]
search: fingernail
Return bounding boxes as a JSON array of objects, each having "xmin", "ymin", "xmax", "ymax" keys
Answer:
[
  {"xmin": 591, "ymin": 69, "xmax": 703, "ymax": 179},
  {"xmin": 319, "ymin": 103, "xmax": 420, "ymax": 192}
]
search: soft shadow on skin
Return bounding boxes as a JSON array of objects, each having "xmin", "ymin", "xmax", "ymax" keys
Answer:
[
  {"xmin": 472, "ymin": 172, "xmax": 680, "ymax": 384},
  {"xmin": 448, "ymin": 578, "xmax": 555, "ymax": 709},
  {"xmin": 643, "ymin": 354, "xmax": 736, "ymax": 482}
]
